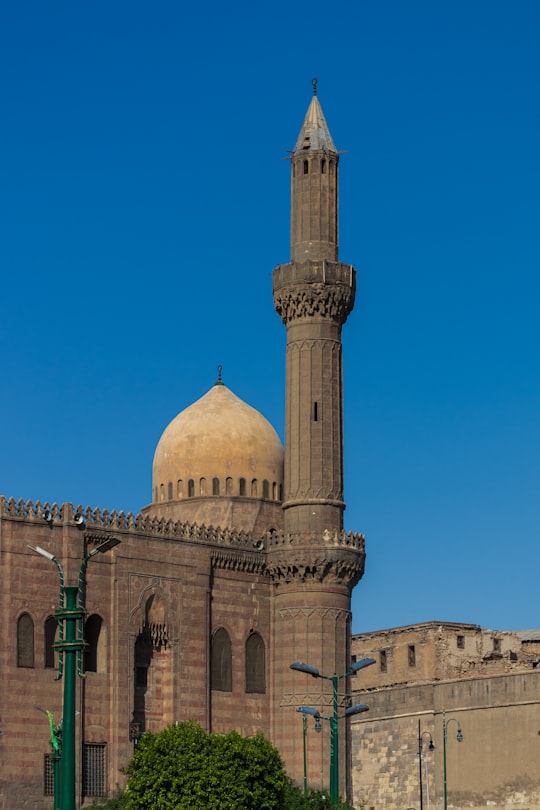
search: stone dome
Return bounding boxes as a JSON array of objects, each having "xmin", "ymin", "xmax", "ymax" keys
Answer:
[{"xmin": 152, "ymin": 381, "xmax": 284, "ymax": 506}]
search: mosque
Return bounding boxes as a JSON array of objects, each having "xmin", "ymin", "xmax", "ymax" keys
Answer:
[
  {"xmin": 3, "ymin": 84, "xmax": 540, "ymax": 810},
  {"xmin": 0, "ymin": 84, "xmax": 365, "ymax": 808}
]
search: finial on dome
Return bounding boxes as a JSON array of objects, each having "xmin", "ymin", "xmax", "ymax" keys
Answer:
[
  {"xmin": 216, "ymin": 365, "xmax": 224, "ymax": 386},
  {"xmin": 312, "ymin": 77, "xmax": 318, "ymax": 96}
]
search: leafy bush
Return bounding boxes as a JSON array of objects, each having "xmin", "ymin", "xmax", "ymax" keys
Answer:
[
  {"xmin": 123, "ymin": 720, "xmax": 288, "ymax": 809},
  {"xmin": 283, "ymin": 780, "xmax": 356, "ymax": 809}
]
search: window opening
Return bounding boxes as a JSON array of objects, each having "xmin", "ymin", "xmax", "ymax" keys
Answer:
[
  {"xmin": 246, "ymin": 632, "xmax": 266, "ymax": 693},
  {"xmin": 44, "ymin": 754, "xmax": 55, "ymax": 796},
  {"xmin": 45, "ymin": 616, "xmax": 58, "ymax": 669},
  {"xmin": 17, "ymin": 613, "xmax": 34, "ymax": 668},
  {"xmin": 211, "ymin": 628, "xmax": 232, "ymax": 692},
  {"xmin": 85, "ymin": 614, "xmax": 103, "ymax": 673},
  {"xmin": 212, "ymin": 477, "xmax": 220, "ymax": 496},
  {"xmin": 83, "ymin": 743, "xmax": 106, "ymax": 797},
  {"xmin": 408, "ymin": 644, "xmax": 416, "ymax": 667}
]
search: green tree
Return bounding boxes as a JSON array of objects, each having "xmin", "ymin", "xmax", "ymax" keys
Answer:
[{"xmin": 124, "ymin": 721, "xmax": 288, "ymax": 809}]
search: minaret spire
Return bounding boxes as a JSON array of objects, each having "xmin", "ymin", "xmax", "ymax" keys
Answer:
[{"xmin": 273, "ymin": 84, "xmax": 356, "ymax": 533}]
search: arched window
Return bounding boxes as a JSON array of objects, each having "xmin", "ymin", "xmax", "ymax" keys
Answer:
[
  {"xmin": 245, "ymin": 632, "xmax": 265, "ymax": 693},
  {"xmin": 85, "ymin": 614, "xmax": 103, "ymax": 673},
  {"xmin": 303, "ymin": 160, "xmax": 309, "ymax": 174},
  {"xmin": 167, "ymin": 481, "xmax": 173, "ymax": 500},
  {"xmin": 251, "ymin": 479, "xmax": 258, "ymax": 497},
  {"xmin": 212, "ymin": 477, "xmax": 220, "ymax": 496},
  {"xmin": 272, "ymin": 482, "xmax": 277, "ymax": 500},
  {"xmin": 321, "ymin": 158, "xmax": 326, "ymax": 174},
  {"xmin": 211, "ymin": 628, "xmax": 232, "ymax": 692},
  {"xmin": 262, "ymin": 480, "xmax": 269, "ymax": 499},
  {"xmin": 44, "ymin": 616, "xmax": 58, "ymax": 669},
  {"xmin": 177, "ymin": 479, "xmax": 184, "ymax": 498},
  {"xmin": 159, "ymin": 483, "xmax": 164, "ymax": 501},
  {"xmin": 226, "ymin": 477, "xmax": 232, "ymax": 495},
  {"xmin": 17, "ymin": 613, "xmax": 34, "ymax": 668},
  {"xmin": 200, "ymin": 477, "xmax": 206, "ymax": 496},
  {"xmin": 188, "ymin": 479, "xmax": 195, "ymax": 497},
  {"xmin": 239, "ymin": 478, "xmax": 246, "ymax": 496}
]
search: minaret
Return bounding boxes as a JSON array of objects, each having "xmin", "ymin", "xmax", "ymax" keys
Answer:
[
  {"xmin": 269, "ymin": 81, "xmax": 366, "ymax": 799},
  {"xmin": 274, "ymin": 79, "xmax": 355, "ymax": 534}
]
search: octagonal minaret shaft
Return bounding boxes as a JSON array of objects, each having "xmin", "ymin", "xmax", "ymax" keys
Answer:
[{"xmin": 273, "ymin": 81, "xmax": 356, "ymax": 535}]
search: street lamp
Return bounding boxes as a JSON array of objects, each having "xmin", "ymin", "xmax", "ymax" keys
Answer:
[
  {"xmin": 291, "ymin": 658, "xmax": 375, "ymax": 803},
  {"xmin": 29, "ymin": 537, "xmax": 120, "ymax": 810},
  {"xmin": 296, "ymin": 706, "xmax": 320, "ymax": 796},
  {"xmin": 418, "ymin": 720, "xmax": 435, "ymax": 810},
  {"xmin": 442, "ymin": 710, "xmax": 463, "ymax": 810}
]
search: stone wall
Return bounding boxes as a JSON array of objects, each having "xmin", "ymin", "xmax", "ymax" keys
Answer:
[{"xmin": 351, "ymin": 672, "xmax": 540, "ymax": 810}]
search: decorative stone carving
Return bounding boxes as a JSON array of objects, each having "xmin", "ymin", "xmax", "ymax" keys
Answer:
[{"xmin": 274, "ymin": 282, "xmax": 355, "ymax": 325}]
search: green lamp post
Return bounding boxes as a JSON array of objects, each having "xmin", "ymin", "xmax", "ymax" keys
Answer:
[
  {"xmin": 292, "ymin": 658, "xmax": 375, "ymax": 803},
  {"xmin": 37, "ymin": 707, "xmax": 62, "ymax": 810},
  {"xmin": 296, "ymin": 705, "xmax": 322, "ymax": 796},
  {"xmin": 29, "ymin": 537, "xmax": 120, "ymax": 810},
  {"xmin": 442, "ymin": 710, "xmax": 463, "ymax": 810}
]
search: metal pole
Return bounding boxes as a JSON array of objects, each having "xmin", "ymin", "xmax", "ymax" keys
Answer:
[
  {"xmin": 52, "ymin": 749, "xmax": 61, "ymax": 810},
  {"xmin": 418, "ymin": 719, "xmax": 424, "ymax": 810},
  {"xmin": 56, "ymin": 585, "xmax": 84, "ymax": 810},
  {"xmin": 443, "ymin": 712, "xmax": 448, "ymax": 810},
  {"xmin": 425, "ymin": 752, "xmax": 431, "ymax": 810},
  {"xmin": 329, "ymin": 675, "xmax": 338, "ymax": 803},
  {"xmin": 302, "ymin": 713, "xmax": 307, "ymax": 796}
]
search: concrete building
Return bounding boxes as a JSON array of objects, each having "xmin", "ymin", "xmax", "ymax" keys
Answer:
[
  {"xmin": 350, "ymin": 623, "xmax": 540, "ymax": 810},
  {"xmin": 0, "ymin": 84, "xmax": 364, "ymax": 808}
]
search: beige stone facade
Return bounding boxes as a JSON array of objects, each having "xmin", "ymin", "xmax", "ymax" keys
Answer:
[{"xmin": 350, "ymin": 623, "xmax": 540, "ymax": 810}]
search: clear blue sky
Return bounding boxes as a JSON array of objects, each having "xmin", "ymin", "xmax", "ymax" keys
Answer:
[{"xmin": 1, "ymin": 1, "xmax": 539, "ymax": 634}]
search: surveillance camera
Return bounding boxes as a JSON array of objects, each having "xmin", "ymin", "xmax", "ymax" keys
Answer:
[
  {"xmin": 43, "ymin": 510, "xmax": 53, "ymax": 523},
  {"xmin": 74, "ymin": 514, "xmax": 85, "ymax": 527},
  {"xmin": 252, "ymin": 540, "xmax": 264, "ymax": 551}
]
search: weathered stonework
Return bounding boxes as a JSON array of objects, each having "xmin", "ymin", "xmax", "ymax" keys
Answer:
[
  {"xmin": 350, "ymin": 623, "xmax": 540, "ymax": 810},
  {"xmin": 0, "ymin": 88, "xmax": 364, "ymax": 808}
]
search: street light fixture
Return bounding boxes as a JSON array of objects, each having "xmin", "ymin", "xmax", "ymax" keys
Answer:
[
  {"xmin": 442, "ymin": 710, "xmax": 463, "ymax": 810},
  {"xmin": 291, "ymin": 658, "xmax": 375, "ymax": 803},
  {"xmin": 297, "ymin": 708, "xmax": 319, "ymax": 797},
  {"xmin": 29, "ymin": 537, "xmax": 120, "ymax": 810},
  {"xmin": 418, "ymin": 720, "xmax": 435, "ymax": 810}
]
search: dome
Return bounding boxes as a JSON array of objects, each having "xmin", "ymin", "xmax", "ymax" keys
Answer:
[{"xmin": 152, "ymin": 381, "xmax": 284, "ymax": 505}]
